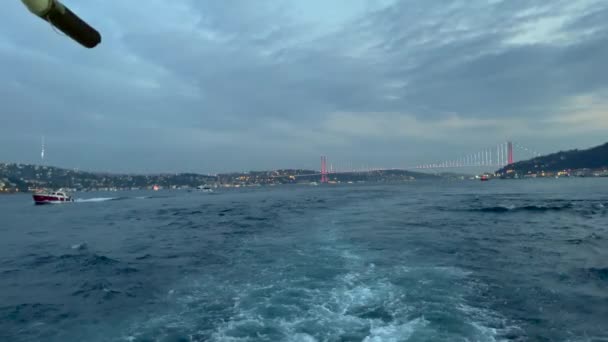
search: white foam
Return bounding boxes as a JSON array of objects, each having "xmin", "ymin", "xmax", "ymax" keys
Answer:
[
  {"xmin": 470, "ymin": 322, "xmax": 501, "ymax": 342},
  {"xmin": 339, "ymin": 285, "xmax": 375, "ymax": 312},
  {"xmin": 457, "ymin": 303, "xmax": 518, "ymax": 341},
  {"xmin": 71, "ymin": 243, "xmax": 88, "ymax": 250},
  {"xmin": 499, "ymin": 204, "xmax": 516, "ymax": 210},
  {"xmin": 363, "ymin": 318, "xmax": 428, "ymax": 342},
  {"xmin": 431, "ymin": 266, "xmax": 473, "ymax": 277},
  {"xmin": 288, "ymin": 333, "xmax": 318, "ymax": 342}
]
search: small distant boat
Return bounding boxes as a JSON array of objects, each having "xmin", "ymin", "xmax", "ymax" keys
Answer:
[
  {"xmin": 480, "ymin": 175, "xmax": 490, "ymax": 181},
  {"xmin": 196, "ymin": 185, "xmax": 214, "ymax": 193},
  {"xmin": 33, "ymin": 189, "xmax": 73, "ymax": 205}
]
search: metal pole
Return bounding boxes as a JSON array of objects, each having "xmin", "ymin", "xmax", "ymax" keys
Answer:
[{"xmin": 21, "ymin": 0, "xmax": 101, "ymax": 48}]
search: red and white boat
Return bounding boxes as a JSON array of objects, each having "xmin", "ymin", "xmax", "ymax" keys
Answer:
[{"xmin": 33, "ymin": 189, "xmax": 74, "ymax": 205}]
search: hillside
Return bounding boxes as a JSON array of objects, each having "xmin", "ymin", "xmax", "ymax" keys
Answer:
[
  {"xmin": 0, "ymin": 163, "xmax": 438, "ymax": 192},
  {"xmin": 0, "ymin": 163, "xmax": 216, "ymax": 192},
  {"xmin": 497, "ymin": 142, "xmax": 608, "ymax": 176}
]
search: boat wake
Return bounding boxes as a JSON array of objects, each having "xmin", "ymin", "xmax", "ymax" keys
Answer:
[
  {"xmin": 74, "ymin": 197, "xmax": 116, "ymax": 203},
  {"xmin": 74, "ymin": 196, "xmax": 155, "ymax": 203},
  {"xmin": 74, "ymin": 197, "xmax": 133, "ymax": 203}
]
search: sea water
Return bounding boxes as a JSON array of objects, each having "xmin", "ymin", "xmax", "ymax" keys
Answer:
[{"xmin": 1, "ymin": 179, "xmax": 607, "ymax": 341}]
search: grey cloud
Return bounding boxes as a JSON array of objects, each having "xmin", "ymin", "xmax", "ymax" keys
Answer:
[{"xmin": 347, "ymin": 0, "xmax": 608, "ymax": 119}]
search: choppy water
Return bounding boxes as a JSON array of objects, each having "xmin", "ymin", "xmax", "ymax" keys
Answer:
[{"xmin": 1, "ymin": 179, "xmax": 607, "ymax": 342}]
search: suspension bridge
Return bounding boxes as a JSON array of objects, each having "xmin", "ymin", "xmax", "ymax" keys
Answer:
[
  {"xmin": 412, "ymin": 141, "xmax": 541, "ymax": 170},
  {"xmin": 312, "ymin": 141, "xmax": 541, "ymax": 183}
]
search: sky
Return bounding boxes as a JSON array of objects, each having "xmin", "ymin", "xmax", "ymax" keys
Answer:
[{"xmin": 1, "ymin": 0, "xmax": 607, "ymax": 174}]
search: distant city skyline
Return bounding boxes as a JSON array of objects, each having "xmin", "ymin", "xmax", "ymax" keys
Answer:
[{"xmin": 1, "ymin": 1, "xmax": 607, "ymax": 173}]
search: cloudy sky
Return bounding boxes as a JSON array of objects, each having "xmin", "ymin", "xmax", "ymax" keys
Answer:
[{"xmin": 1, "ymin": 0, "xmax": 607, "ymax": 173}]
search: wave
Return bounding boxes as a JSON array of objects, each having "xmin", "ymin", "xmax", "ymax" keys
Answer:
[
  {"xmin": 26, "ymin": 252, "xmax": 120, "ymax": 271},
  {"xmin": 566, "ymin": 233, "xmax": 604, "ymax": 245},
  {"xmin": 475, "ymin": 205, "xmax": 514, "ymax": 213},
  {"xmin": 0, "ymin": 303, "xmax": 67, "ymax": 323},
  {"xmin": 583, "ymin": 267, "xmax": 608, "ymax": 281},
  {"xmin": 468, "ymin": 200, "xmax": 608, "ymax": 215},
  {"xmin": 471, "ymin": 204, "xmax": 573, "ymax": 213}
]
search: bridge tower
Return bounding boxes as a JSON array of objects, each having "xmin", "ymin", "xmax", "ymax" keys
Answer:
[
  {"xmin": 321, "ymin": 156, "xmax": 329, "ymax": 183},
  {"xmin": 507, "ymin": 141, "xmax": 514, "ymax": 165}
]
